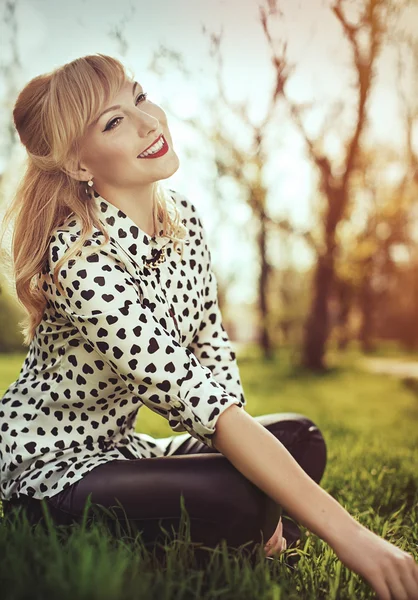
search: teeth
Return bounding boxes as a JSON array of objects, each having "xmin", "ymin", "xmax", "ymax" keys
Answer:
[{"xmin": 139, "ymin": 136, "xmax": 164, "ymax": 157}]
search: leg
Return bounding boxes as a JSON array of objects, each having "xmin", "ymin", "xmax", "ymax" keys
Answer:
[
  {"xmin": 166, "ymin": 411, "xmax": 328, "ymax": 548},
  {"xmin": 3, "ymin": 452, "xmax": 285, "ymax": 561},
  {"xmin": 3, "ymin": 412, "xmax": 327, "ymax": 561}
]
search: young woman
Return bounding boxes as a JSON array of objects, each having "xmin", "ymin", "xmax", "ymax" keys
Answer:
[{"xmin": 0, "ymin": 54, "xmax": 417, "ymax": 598}]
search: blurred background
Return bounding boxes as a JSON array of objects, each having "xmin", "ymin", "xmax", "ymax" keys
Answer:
[
  {"xmin": 1, "ymin": 0, "xmax": 418, "ymax": 372},
  {"xmin": 2, "ymin": 5, "xmax": 418, "ymax": 587}
]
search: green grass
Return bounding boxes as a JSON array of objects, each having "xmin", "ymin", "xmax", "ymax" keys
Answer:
[{"xmin": 0, "ymin": 346, "xmax": 417, "ymax": 599}]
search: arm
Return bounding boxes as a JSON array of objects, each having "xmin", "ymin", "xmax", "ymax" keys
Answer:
[
  {"xmin": 213, "ymin": 405, "xmax": 418, "ymax": 599},
  {"xmin": 187, "ymin": 207, "xmax": 246, "ymax": 406},
  {"xmin": 49, "ymin": 232, "xmax": 243, "ymax": 449}
]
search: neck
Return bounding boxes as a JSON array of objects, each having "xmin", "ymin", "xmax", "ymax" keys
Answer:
[{"xmin": 94, "ymin": 182, "xmax": 156, "ymax": 237}]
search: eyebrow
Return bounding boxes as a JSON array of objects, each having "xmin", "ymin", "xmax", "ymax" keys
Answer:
[{"xmin": 92, "ymin": 81, "xmax": 140, "ymax": 127}]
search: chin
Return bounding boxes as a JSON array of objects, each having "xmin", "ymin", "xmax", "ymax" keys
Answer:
[{"xmin": 157, "ymin": 155, "xmax": 180, "ymax": 180}]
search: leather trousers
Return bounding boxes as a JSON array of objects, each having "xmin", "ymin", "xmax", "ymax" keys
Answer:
[{"xmin": 3, "ymin": 412, "xmax": 327, "ymax": 558}]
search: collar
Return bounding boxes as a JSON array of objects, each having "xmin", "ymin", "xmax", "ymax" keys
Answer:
[{"xmin": 93, "ymin": 191, "xmax": 183, "ymax": 269}]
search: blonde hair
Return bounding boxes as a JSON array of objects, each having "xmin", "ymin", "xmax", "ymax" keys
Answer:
[{"xmin": 0, "ymin": 54, "xmax": 188, "ymax": 347}]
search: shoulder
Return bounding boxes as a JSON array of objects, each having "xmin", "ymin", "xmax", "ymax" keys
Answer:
[
  {"xmin": 168, "ymin": 188, "xmax": 207, "ymax": 236},
  {"xmin": 48, "ymin": 225, "xmax": 103, "ymax": 256},
  {"xmin": 46, "ymin": 217, "xmax": 118, "ymax": 279}
]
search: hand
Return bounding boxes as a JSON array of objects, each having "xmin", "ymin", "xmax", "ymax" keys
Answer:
[
  {"xmin": 331, "ymin": 523, "xmax": 418, "ymax": 600},
  {"xmin": 264, "ymin": 516, "xmax": 288, "ymax": 557}
]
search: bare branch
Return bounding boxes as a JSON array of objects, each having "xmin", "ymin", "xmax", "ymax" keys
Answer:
[
  {"xmin": 202, "ymin": 27, "xmax": 258, "ymax": 132},
  {"xmin": 266, "ymin": 214, "xmax": 319, "ymax": 252},
  {"xmin": 395, "ymin": 36, "xmax": 418, "ymax": 184},
  {"xmin": 108, "ymin": 3, "xmax": 135, "ymax": 56},
  {"xmin": 332, "ymin": 0, "xmax": 385, "ymax": 189},
  {"xmin": 258, "ymin": 2, "xmax": 295, "ymax": 128}
]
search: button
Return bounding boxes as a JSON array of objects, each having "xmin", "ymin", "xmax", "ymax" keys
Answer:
[{"xmin": 171, "ymin": 400, "xmax": 182, "ymax": 408}]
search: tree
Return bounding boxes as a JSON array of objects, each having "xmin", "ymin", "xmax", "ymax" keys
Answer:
[
  {"xmin": 334, "ymin": 143, "xmax": 414, "ymax": 352},
  {"xmin": 259, "ymin": 0, "xmax": 388, "ymax": 369}
]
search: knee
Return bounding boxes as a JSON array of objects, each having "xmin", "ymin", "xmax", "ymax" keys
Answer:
[
  {"xmin": 267, "ymin": 413, "xmax": 328, "ymax": 483},
  {"xmin": 277, "ymin": 412, "xmax": 326, "ymax": 446},
  {"xmin": 292, "ymin": 414, "xmax": 327, "ymax": 483},
  {"xmin": 294, "ymin": 412, "xmax": 327, "ymax": 451},
  {"xmin": 295, "ymin": 414, "xmax": 326, "ymax": 443}
]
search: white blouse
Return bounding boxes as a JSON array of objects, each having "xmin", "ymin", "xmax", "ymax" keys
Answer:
[{"xmin": 0, "ymin": 188, "xmax": 246, "ymax": 501}]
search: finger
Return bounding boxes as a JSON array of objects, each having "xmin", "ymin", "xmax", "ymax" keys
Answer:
[
  {"xmin": 265, "ymin": 531, "xmax": 278, "ymax": 547},
  {"xmin": 281, "ymin": 537, "xmax": 287, "ymax": 551},
  {"xmin": 265, "ymin": 519, "xmax": 282, "ymax": 549},
  {"xmin": 265, "ymin": 521, "xmax": 287, "ymax": 557},
  {"xmin": 270, "ymin": 522, "xmax": 282, "ymax": 545},
  {"xmin": 383, "ymin": 565, "xmax": 411, "ymax": 600},
  {"xmin": 268, "ymin": 544, "xmax": 282, "ymax": 557},
  {"xmin": 264, "ymin": 535, "xmax": 278, "ymax": 554},
  {"xmin": 269, "ymin": 535, "xmax": 288, "ymax": 557},
  {"xmin": 369, "ymin": 574, "xmax": 391, "ymax": 600},
  {"xmin": 398, "ymin": 557, "xmax": 418, "ymax": 600},
  {"xmin": 265, "ymin": 537, "xmax": 281, "ymax": 557},
  {"xmin": 264, "ymin": 531, "xmax": 276, "ymax": 549}
]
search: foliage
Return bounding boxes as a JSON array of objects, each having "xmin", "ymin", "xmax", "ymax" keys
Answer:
[{"xmin": 0, "ymin": 278, "xmax": 25, "ymax": 352}]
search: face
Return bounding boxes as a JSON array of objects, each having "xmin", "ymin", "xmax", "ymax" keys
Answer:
[{"xmin": 78, "ymin": 79, "xmax": 180, "ymax": 192}]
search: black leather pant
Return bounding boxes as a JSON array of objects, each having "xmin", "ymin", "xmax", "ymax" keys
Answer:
[{"xmin": 3, "ymin": 412, "xmax": 327, "ymax": 558}]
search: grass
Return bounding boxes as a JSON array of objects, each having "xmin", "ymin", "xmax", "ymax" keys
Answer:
[{"xmin": 0, "ymin": 345, "xmax": 417, "ymax": 599}]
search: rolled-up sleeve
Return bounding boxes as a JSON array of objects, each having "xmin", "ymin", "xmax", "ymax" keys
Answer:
[{"xmin": 52, "ymin": 234, "xmax": 243, "ymax": 448}]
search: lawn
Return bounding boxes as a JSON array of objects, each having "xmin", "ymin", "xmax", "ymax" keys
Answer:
[{"xmin": 0, "ymin": 346, "xmax": 417, "ymax": 599}]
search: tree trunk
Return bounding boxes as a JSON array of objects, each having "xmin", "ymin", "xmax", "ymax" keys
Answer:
[
  {"xmin": 302, "ymin": 251, "xmax": 335, "ymax": 370},
  {"xmin": 258, "ymin": 213, "xmax": 273, "ymax": 360},
  {"xmin": 336, "ymin": 279, "xmax": 353, "ymax": 351},
  {"xmin": 358, "ymin": 271, "xmax": 376, "ymax": 354},
  {"xmin": 359, "ymin": 257, "xmax": 376, "ymax": 354}
]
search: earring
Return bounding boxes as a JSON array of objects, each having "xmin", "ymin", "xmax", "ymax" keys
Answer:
[{"xmin": 85, "ymin": 178, "xmax": 94, "ymax": 196}]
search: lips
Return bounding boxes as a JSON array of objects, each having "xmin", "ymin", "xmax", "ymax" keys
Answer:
[
  {"xmin": 138, "ymin": 134, "xmax": 163, "ymax": 156},
  {"xmin": 137, "ymin": 135, "xmax": 169, "ymax": 159}
]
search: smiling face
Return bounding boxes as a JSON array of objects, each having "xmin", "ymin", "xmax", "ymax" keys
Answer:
[{"xmin": 77, "ymin": 79, "xmax": 180, "ymax": 194}]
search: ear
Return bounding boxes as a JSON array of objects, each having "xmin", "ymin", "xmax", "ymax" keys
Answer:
[{"xmin": 62, "ymin": 157, "xmax": 93, "ymax": 183}]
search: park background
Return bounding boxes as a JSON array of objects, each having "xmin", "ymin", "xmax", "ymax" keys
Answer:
[{"xmin": 0, "ymin": 1, "xmax": 417, "ymax": 599}]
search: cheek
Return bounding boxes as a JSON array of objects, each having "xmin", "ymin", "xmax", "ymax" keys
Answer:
[{"xmin": 92, "ymin": 140, "xmax": 135, "ymax": 169}]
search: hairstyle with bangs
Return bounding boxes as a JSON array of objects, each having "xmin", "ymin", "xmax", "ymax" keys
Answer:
[{"xmin": 0, "ymin": 54, "xmax": 187, "ymax": 346}]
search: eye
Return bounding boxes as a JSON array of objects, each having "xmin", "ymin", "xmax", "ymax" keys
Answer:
[
  {"xmin": 104, "ymin": 93, "xmax": 149, "ymax": 132},
  {"xmin": 135, "ymin": 92, "xmax": 148, "ymax": 105}
]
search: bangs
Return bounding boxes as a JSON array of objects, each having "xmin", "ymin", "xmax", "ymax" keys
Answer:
[{"xmin": 45, "ymin": 54, "xmax": 131, "ymax": 159}]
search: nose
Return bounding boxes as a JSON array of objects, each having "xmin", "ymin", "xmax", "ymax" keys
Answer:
[{"xmin": 134, "ymin": 108, "xmax": 159, "ymax": 138}]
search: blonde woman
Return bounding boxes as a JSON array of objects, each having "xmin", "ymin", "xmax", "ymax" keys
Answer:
[{"xmin": 0, "ymin": 54, "xmax": 417, "ymax": 598}]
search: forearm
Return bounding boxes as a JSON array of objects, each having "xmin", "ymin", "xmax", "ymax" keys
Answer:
[{"xmin": 212, "ymin": 405, "xmax": 362, "ymax": 548}]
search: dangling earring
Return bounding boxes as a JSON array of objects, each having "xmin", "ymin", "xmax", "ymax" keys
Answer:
[{"xmin": 85, "ymin": 178, "xmax": 94, "ymax": 196}]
